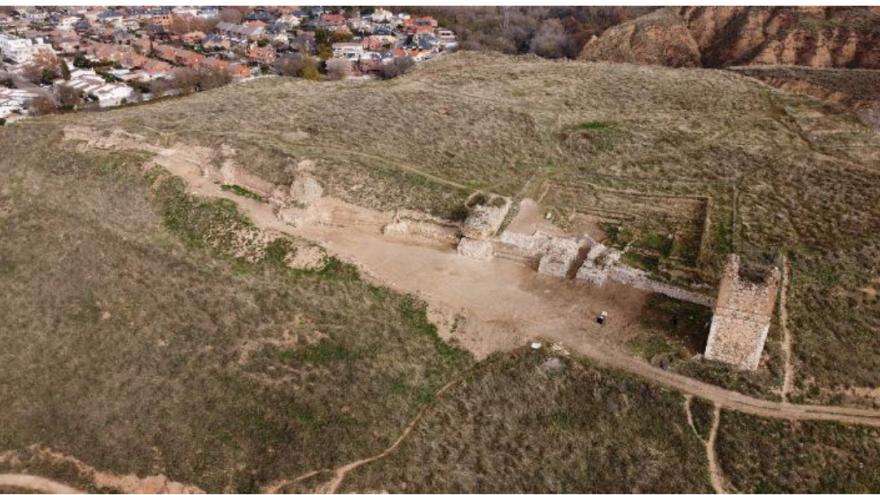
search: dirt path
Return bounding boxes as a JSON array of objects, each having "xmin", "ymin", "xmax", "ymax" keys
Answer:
[
  {"xmin": 780, "ymin": 256, "xmax": 795, "ymax": 402},
  {"xmin": 0, "ymin": 474, "xmax": 82, "ymax": 494},
  {"xmin": 706, "ymin": 404, "xmax": 728, "ymax": 494},
  {"xmin": 66, "ymin": 128, "xmax": 880, "ymax": 429},
  {"xmin": 684, "ymin": 395, "xmax": 698, "ymax": 436},
  {"xmin": 264, "ymin": 375, "xmax": 468, "ymax": 494}
]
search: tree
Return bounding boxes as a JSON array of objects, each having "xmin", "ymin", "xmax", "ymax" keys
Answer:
[
  {"xmin": 378, "ymin": 56, "xmax": 415, "ymax": 80},
  {"xmin": 325, "ymin": 58, "xmax": 351, "ymax": 80},
  {"xmin": 29, "ymin": 95, "xmax": 57, "ymax": 116},
  {"xmin": 317, "ymin": 44, "xmax": 333, "ymax": 60},
  {"xmin": 168, "ymin": 15, "xmax": 192, "ymax": 35},
  {"xmin": 170, "ymin": 67, "xmax": 199, "ymax": 95},
  {"xmin": 301, "ymin": 64, "xmax": 320, "ymax": 81},
  {"xmin": 332, "ymin": 30, "xmax": 353, "ymax": 43},
  {"xmin": 219, "ymin": 7, "xmax": 242, "ymax": 24},
  {"xmin": 73, "ymin": 53, "xmax": 91, "ymax": 68},
  {"xmin": 149, "ymin": 78, "xmax": 172, "ymax": 97},
  {"xmin": 23, "ymin": 50, "xmax": 60, "ymax": 85},
  {"xmin": 198, "ymin": 66, "xmax": 231, "ymax": 90},
  {"xmin": 56, "ymin": 84, "xmax": 81, "ymax": 110},
  {"xmin": 60, "ymin": 59, "xmax": 71, "ymax": 80},
  {"xmin": 274, "ymin": 53, "xmax": 306, "ymax": 77},
  {"xmin": 274, "ymin": 53, "xmax": 321, "ymax": 80},
  {"xmin": 529, "ymin": 18, "xmax": 571, "ymax": 59}
]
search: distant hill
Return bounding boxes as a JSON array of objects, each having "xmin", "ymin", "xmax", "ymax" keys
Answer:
[
  {"xmin": 579, "ymin": 8, "xmax": 701, "ymax": 68},
  {"xmin": 581, "ymin": 7, "xmax": 880, "ymax": 69}
]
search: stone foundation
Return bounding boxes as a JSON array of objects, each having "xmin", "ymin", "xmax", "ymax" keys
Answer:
[
  {"xmin": 457, "ymin": 238, "xmax": 494, "ymax": 260},
  {"xmin": 704, "ymin": 255, "xmax": 781, "ymax": 370},
  {"xmin": 537, "ymin": 237, "xmax": 590, "ymax": 279},
  {"xmin": 461, "ymin": 193, "xmax": 511, "ymax": 240}
]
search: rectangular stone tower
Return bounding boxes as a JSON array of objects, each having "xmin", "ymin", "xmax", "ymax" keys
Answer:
[{"xmin": 704, "ymin": 254, "xmax": 781, "ymax": 370}]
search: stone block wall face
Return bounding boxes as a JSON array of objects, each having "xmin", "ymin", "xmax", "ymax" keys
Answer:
[
  {"xmin": 461, "ymin": 195, "xmax": 511, "ymax": 240},
  {"xmin": 537, "ymin": 237, "xmax": 590, "ymax": 278},
  {"xmin": 457, "ymin": 238, "xmax": 494, "ymax": 260},
  {"xmin": 704, "ymin": 255, "xmax": 781, "ymax": 370}
]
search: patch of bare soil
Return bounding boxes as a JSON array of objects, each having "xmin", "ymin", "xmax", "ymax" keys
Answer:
[
  {"xmin": 780, "ymin": 257, "xmax": 795, "ymax": 402},
  {"xmin": 706, "ymin": 405, "xmax": 727, "ymax": 494},
  {"xmin": 63, "ymin": 126, "xmax": 880, "ymax": 428},
  {"xmin": 0, "ymin": 474, "xmax": 82, "ymax": 494},
  {"xmin": 19, "ymin": 445, "xmax": 203, "ymax": 494}
]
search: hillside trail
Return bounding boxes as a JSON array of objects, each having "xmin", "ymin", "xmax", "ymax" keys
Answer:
[
  {"xmin": 0, "ymin": 474, "xmax": 82, "ymax": 494},
  {"xmin": 706, "ymin": 405, "xmax": 728, "ymax": 494},
  {"xmin": 64, "ymin": 127, "xmax": 880, "ymax": 429},
  {"xmin": 780, "ymin": 256, "xmax": 795, "ymax": 402}
]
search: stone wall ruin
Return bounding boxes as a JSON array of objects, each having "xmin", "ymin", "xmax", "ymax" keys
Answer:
[{"xmin": 704, "ymin": 255, "xmax": 781, "ymax": 370}]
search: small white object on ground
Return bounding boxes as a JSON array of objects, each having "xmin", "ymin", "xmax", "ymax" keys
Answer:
[{"xmin": 530, "ymin": 342, "xmax": 543, "ymax": 350}]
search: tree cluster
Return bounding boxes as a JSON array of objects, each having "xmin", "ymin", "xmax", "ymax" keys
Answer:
[
  {"xmin": 402, "ymin": 6, "xmax": 653, "ymax": 59},
  {"xmin": 150, "ymin": 66, "xmax": 232, "ymax": 96}
]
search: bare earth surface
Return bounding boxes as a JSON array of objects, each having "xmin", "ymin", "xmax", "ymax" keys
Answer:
[
  {"xmin": 0, "ymin": 475, "xmax": 81, "ymax": 494},
  {"xmin": 61, "ymin": 126, "xmax": 880, "ymax": 431}
]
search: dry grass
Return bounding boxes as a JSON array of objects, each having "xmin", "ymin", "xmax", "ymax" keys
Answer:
[
  {"xmin": 0, "ymin": 123, "xmax": 471, "ymax": 492},
  {"xmin": 717, "ymin": 409, "xmax": 880, "ymax": 493},
  {"xmin": 339, "ymin": 348, "xmax": 713, "ymax": 493},
  {"xmin": 57, "ymin": 51, "xmax": 880, "ymax": 398}
]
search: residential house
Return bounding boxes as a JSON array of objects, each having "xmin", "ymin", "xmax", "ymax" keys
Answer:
[
  {"xmin": 216, "ymin": 22, "xmax": 262, "ymax": 43},
  {"xmin": 0, "ymin": 33, "xmax": 55, "ymax": 64},
  {"xmin": 362, "ymin": 35, "xmax": 395, "ymax": 52},
  {"xmin": 332, "ymin": 41, "xmax": 363, "ymax": 60},
  {"xmin": 57, "ymin": 15, "xmax": 80, "ymax": 31},
  {"xmin": 197, "ymin": 8, "xmax": 219, "ymax": 19},
  {"xmin": 371, "ymin": 8, "xmax": 395, "ymax": 23},
  {"xmin": 247, "ymin": 45, "xmax": 276, "ymax": 65},
  {"xmin": 0, "ymin": 87, "xmax": 42, "ymax": 119},
  {"xmin": 319, "ymin": 13, "xmax": 346, "ymax": 31},
  {"xmin": 57, "ymin": 68, "xmax": 135, "ymax": 107}
]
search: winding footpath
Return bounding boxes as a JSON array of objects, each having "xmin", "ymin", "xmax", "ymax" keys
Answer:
[
  {"xmin": 0, "ymin": 474, "xmax": 82, "ymax": 494},
  {"xmin": 67, "ymin": 126, "xmax": 880, "ymax": 429}
]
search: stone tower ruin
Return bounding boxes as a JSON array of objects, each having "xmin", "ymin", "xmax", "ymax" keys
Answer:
[{"xmin": 704, "ymin": 254, "xmax": 781, "ymax": 370}]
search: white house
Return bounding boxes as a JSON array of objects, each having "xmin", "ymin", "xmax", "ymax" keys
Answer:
[
  {"xmin": 0, "ymin": 87, "xmax": 43, "ymax": 119},
  {"xmin": 332, "ymin": 42, "xmax": 364, "ymax": 60},
  {"xmin": 57, "ymin": 69, "xmax": 135, "ymax": 108},
  {"xmin": 57, "ymin": 16, "xmax": 81, "ymax": 31},
  {"xmin": 173, "ymin": 7, "xmax": 199, "ymax": 17},
  {"xmin": 0, "ymin": 34, "xmax": 55, "ymax": 64},
  {"xmin": 371, "ymin": 8, "xmax": 394, "ymax": 23}
]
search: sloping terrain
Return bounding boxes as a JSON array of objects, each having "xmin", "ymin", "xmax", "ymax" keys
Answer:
[
  {"xmin": 0, "ymin": 124, "xmax": 470, "ymax": 492},
  {"xmin": 730, "ymin": 65, "xmax": 880, "ymax": 129},
  {"xmin": 681, "ymin": 7, "xmax": 880, "ymax": 69},
  {"xmin": 2, "ymin": 51, "xmax": 880, "ymax": 493},
  {"xmin": 579, "ymin": 8, "xmax": 702, "ymax": 67},
  {"xmin": 717, "ymin": 409, "xmax": 880, "ymax": 492},
  {"xmin": 581, "ymin": 7, "xmax": 880, "ymax": 69},
  {"xmin": 339, "ymin": 349, "xmax": 713, "ymax": 493},
  {"xmin": 70, "ymin": 52, "xmax": 880, "ymax": 401}
]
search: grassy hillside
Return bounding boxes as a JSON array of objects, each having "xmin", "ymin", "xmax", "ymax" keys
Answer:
[
  {"xmin": 338, "ymin": 349, "xmax": 713, "ymax": 493},
  {"xmin": 717, "ymin": 409, "xmax": 880, "ymax": 492},
  {"xmin": 67, "ymin": 51, "xmax": 880, "ymax": 399},
  {"xmin": 0, "ymin": 124, "xmax": 470, "ymax": 492}
]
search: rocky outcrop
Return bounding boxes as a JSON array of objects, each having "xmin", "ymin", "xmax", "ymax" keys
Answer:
[
  {"xmin": 680, "ymin": 7, "xmax": 880, "ymax": 69},
  {"xmin": 580, "ymin": 8, "xmax": 702, "ymax": 68},
  {"xmin": 581, "ymin": 7, "xmax": 880, "ymax": 69}
]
